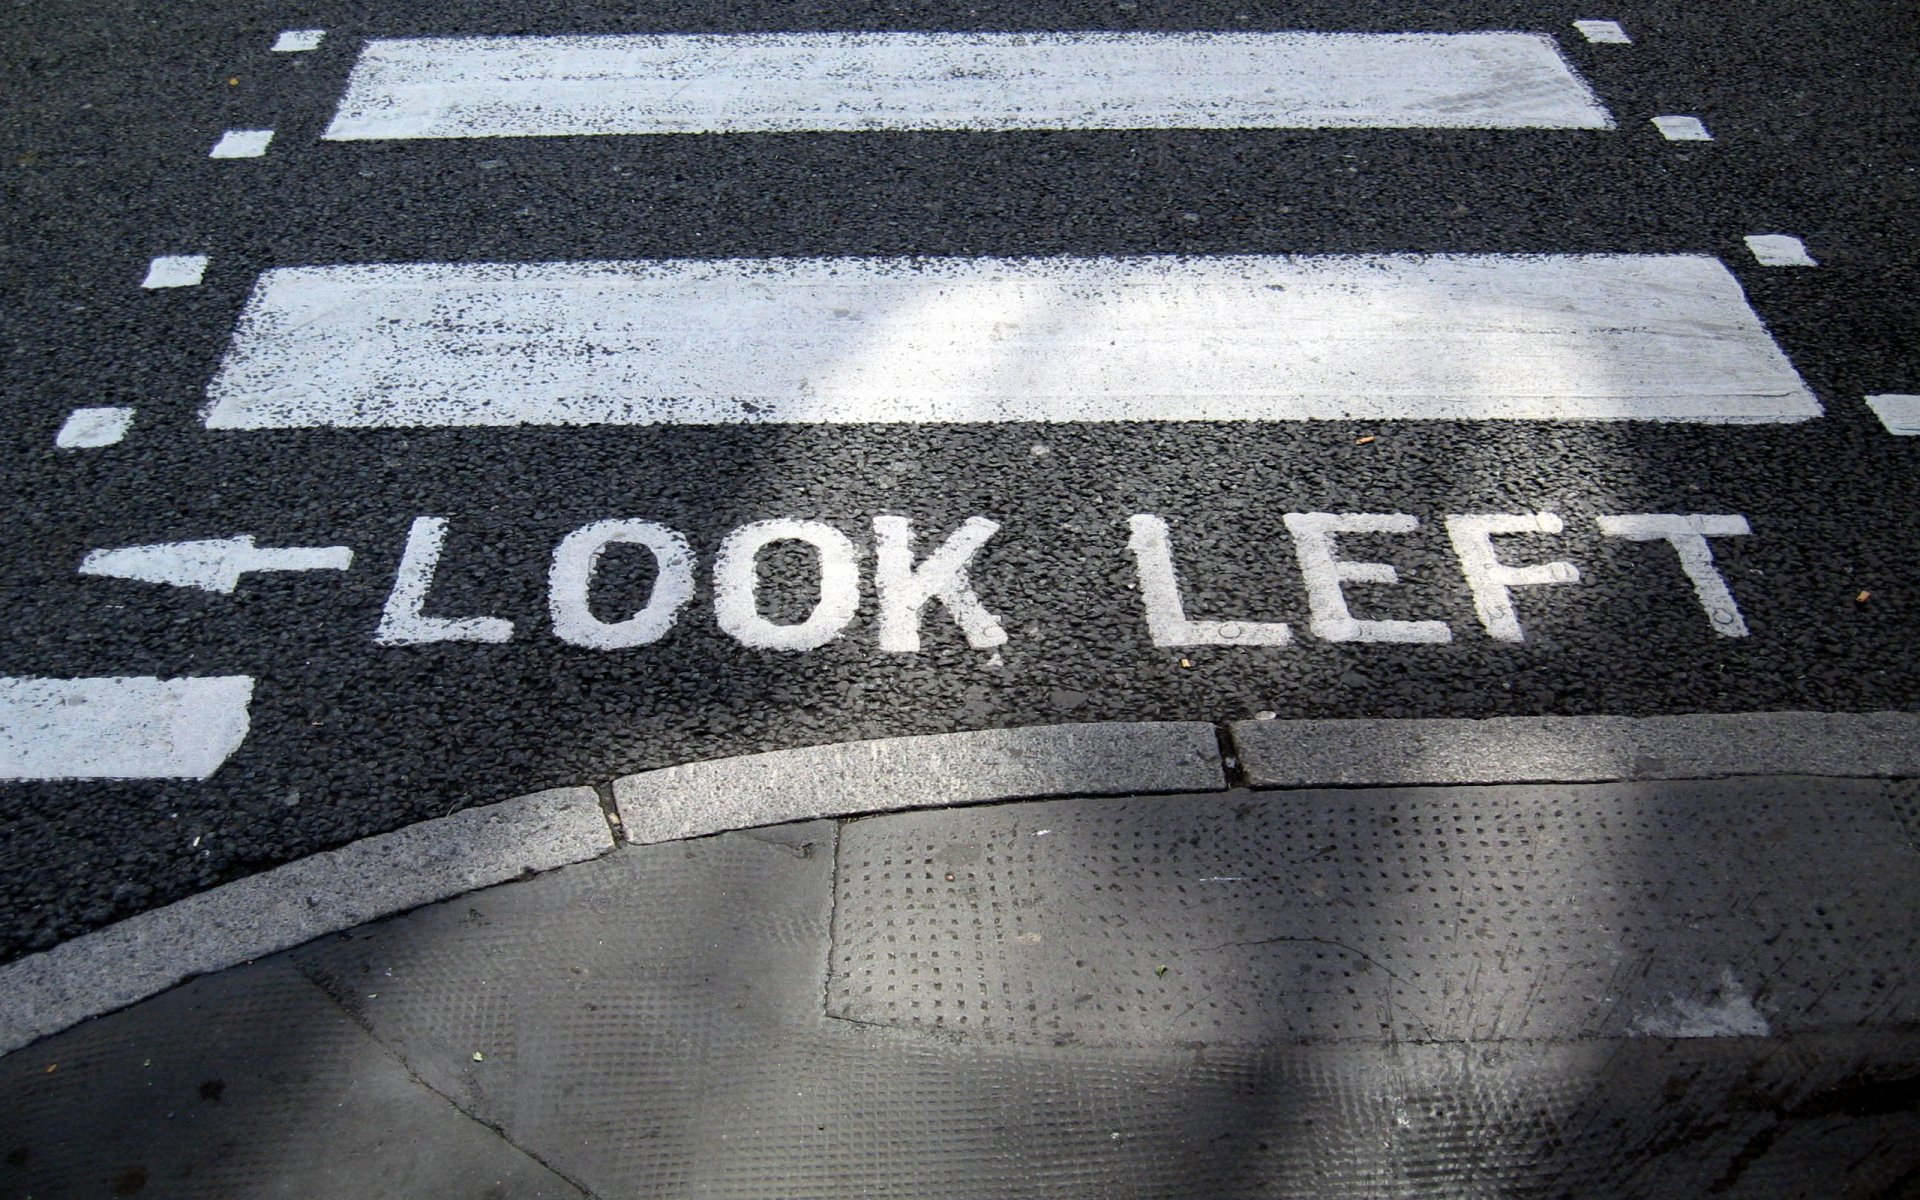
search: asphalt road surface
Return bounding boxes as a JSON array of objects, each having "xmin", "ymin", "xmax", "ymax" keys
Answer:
[{"xmin": 1, "ymin": 0, "xmax": 1916, "ymax": 958}]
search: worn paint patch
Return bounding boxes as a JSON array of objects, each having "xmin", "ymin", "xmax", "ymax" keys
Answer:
[{"xmin": 1632, "ymin": 967, "xmax": 1772, "ymax": 1038}]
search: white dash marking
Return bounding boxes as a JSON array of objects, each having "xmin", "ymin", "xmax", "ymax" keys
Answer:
[
  {"xmin": 1573, "ymin": 20, "xmax": 1631, "ymax": 44},
  {"xmin": 55, "ymin": 407, "xmax": 135, "ymax": 448},
  {"xmin": 323, "ymin": 32, "xmax": 1614, "ymax": 139},
  {"xmin": 272, "ymin": 29, "xmax": 326, "ymax": 52},
  {"xmin": 209, "ymin": 129, "xmax": 275, "ymax": 158},
  {"xmin": 1744, "ymin": 234, "xmax": 1817, "ymax": 267},
  {"xmin": 201, "ymin": 254, "xmax": 1820, "ymax": 429},
  {"xmin": 1652, "ymin": 114, "xmax": 1712, "ymax": 141},
  {"xmin": 0, "ymin": 676, "xmax": 254, "ymax": 780},
  {"xmin": 1864, "ymin": 394, "xmax": 1920, "ymax": 435},
  {"xmin": 142, "ymin": 254, "xmax": 208, "ymax": 288}
]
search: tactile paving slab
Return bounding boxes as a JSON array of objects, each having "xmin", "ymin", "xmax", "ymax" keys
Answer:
[
  {"xmin": 827, "ymin": 779, "xmax": 1920, "ymax": 1045},
  {"xmin": 272, "ymin": 808, "xmax": 1918, "ymax": 1198}
]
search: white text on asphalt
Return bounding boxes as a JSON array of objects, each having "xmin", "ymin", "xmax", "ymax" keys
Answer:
[{"xmin": 373, "ymin": 511, "xmax": 1754, "ymax": 650}]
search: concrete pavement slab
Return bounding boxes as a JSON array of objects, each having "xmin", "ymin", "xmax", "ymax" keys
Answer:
[
  {"xmin": 0, "ymin": 957, "xmax": 587, "ymax": 1199},
  {"xmin": 827, "ymin": 779, "xmax": 1920, "ymax": 1044},
  {"xmin": 0, "ymin": 786, "xmax": 1913, "ymax": 1194},
  {"xmin": 245, "ymin": 784, "xmax": 1917, "ymax": 1197}
]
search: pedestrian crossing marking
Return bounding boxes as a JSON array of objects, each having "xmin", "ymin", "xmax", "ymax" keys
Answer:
[
  {"xmin": 1745, "ymin": 234, "xmax": 1817, "ymax": 266},
  {"xmin": 55, "ymin": 407, "xmax": 135, "ymax": 448},
  {"xmin": 1865, "ymin": 394, "xmax": 1920, "ymax": 434},
  {"xmin": 0, "ymin": 676, "xmax": 254, "ymax": 780},
  {"xmin": 322, "ymin": 31, "xmax": 1613, "ymax": 139},
  {"xmin": 209, "ymin": 129, "xmax": 274, "ymax": 159},
  {"xmin": 201, "ymin": 254, "xmax": 1817, "ymax": 429},
  {"xmin": 141, "ymin": 254, "xmax": 208, "ymax": 288}
]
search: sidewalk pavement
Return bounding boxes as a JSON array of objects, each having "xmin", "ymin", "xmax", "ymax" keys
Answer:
[{"xmin": 2, "ymin": 720, "xmax": 1918, "ymax": 1197}]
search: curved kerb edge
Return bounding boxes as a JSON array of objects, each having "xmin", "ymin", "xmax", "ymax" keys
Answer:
[
  {"xmin": 0, "ymin": 721, "xmax": 1223, "ymax": 1056},
  {"xmin": 4, "ymin": 711, "xmax": 1916, "ymax": 1057}
]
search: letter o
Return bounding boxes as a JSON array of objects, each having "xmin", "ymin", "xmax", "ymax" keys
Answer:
[
  {"xmin": 713, "ymin": 519, "xmax": 860, "ymax": 651},
  {"xmin": 549, "ymin": 520, "xmax": 695, "ymax": 649}
]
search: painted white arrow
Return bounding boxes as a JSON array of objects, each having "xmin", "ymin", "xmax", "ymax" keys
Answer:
[{"xmin": 80, "ymin": 536, "xmax": 353, "ymax": 594}]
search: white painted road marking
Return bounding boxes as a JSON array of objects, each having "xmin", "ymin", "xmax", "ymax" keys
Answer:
[
  {"xmin": 322, "ymin": 32, "xmax": 1613, "ymax": 139},
  {"xmin": 714, "ymin": 520, "xmax": 861, "ymax": 651},
  {"xmin": 141, "ymin": 255, "xmax": 208, "ymax": 288},
  {"xmin": 1127, "ymin": 515, "xmax": 1293, "ymax": 647},
  {"xmin": 1445, "ymin": 513, "xmax": 1580, "ymax": 642},
  {"xmin": 379, "ymin": 509, "xmax": 1759, "ymax": 651},
  {"xmin": 208, "ymin": 129, "xmax": 274, "ymax": 159},
  {"xmin": 1573, "ymin": 20, "xmax": 1631, "ymax": 44},
  {"xmin": 55, "ymin": 407, "xmax": 135, "ymax": 448},
  {"xmin": 398, "ymin": 514, "xmax": 1010, "ymax": 651},
  {"xmin": 272, "ymin": 29, "xmax": 325, "ymax": 52},
  {"xmin": 1745, "ymin": 234, "xmax": 1817, "ymax": 267},
  {"xmin": 375, "ymin": 517, "xmax": 515, "ymax": 645},
  {"xmin": 1653, "ymin": 115, "xmax": 1713, "ymax": 141},
  {"xmin": 1282, "ymin": 513, "xmax": 1452, "ymax": 643},
  {"xmin": 1597, "ymin": 514, "xmax": 1750, "ymax": 636},
  {"xmin": 79, "ymin": 536, "xmax": 353, "ymax": 594},
  {"xmin": 0, "ymin": 676, "xmax": 254, "ymax": 780},
  {"xmin": 873, "ymin": 516, "xmax": 1007, "ymax": 652},
  {"xmin": 203, "ymin": 255, "xmax": 1819, "ymax": 429},
  {"xmin": 548, "ymin": 520, "xmax": 695, "ymax": 649},
  {"xmin": 1865, "ymin": 394, "xmax": 1920, "ymax": 435}
]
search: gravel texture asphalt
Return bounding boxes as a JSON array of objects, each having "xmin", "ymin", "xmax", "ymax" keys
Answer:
[{"xmin": 1, "ymin": 0, "xmax": 1915, "ymax": 957}]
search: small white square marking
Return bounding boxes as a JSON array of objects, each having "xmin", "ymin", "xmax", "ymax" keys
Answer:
[
  {"xmin": 1574, "ymin": 20, "xmax": 1632, "ymax": 43},
  {"xmin": 1865, "ymin": 395, "xmax": 1920, "ymax": 435},
  {"xmin": 271, "ymin": 29, "xmax": 325, "ymax": 52},
  {"xmin": 56, "ymin": 407, "xmax": 136, "ymax": 448},
  {"xmin": 1652, "ymin": 115, "xmax": 1713, "ymax": 141},
  {"xmin": 1744, "ymin": 234, "xmax": 1817, "ymax": 267},
  {"xmin": 209, "ymin": 129, "xmax": 275, "ymax": 159},
  {"xmin": 141, "ymin": 255, "xmax": 209, "ymax": 288}
]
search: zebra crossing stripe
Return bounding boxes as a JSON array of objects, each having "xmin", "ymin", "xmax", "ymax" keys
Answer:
[
  {"xmin": 0, "ymin": 676, "xmax": 254, "ymax": 780},
  {"xmin": 202, "ymin": 254, "xmax": 1817, "ymax": 428},
  {"xmin": 322, "ymin": 31, "xmax": 1613, "ymax": 139},
  {"xmin": 1864, "ymin": 395, "xmax": 1920, "ymax": 434}
]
